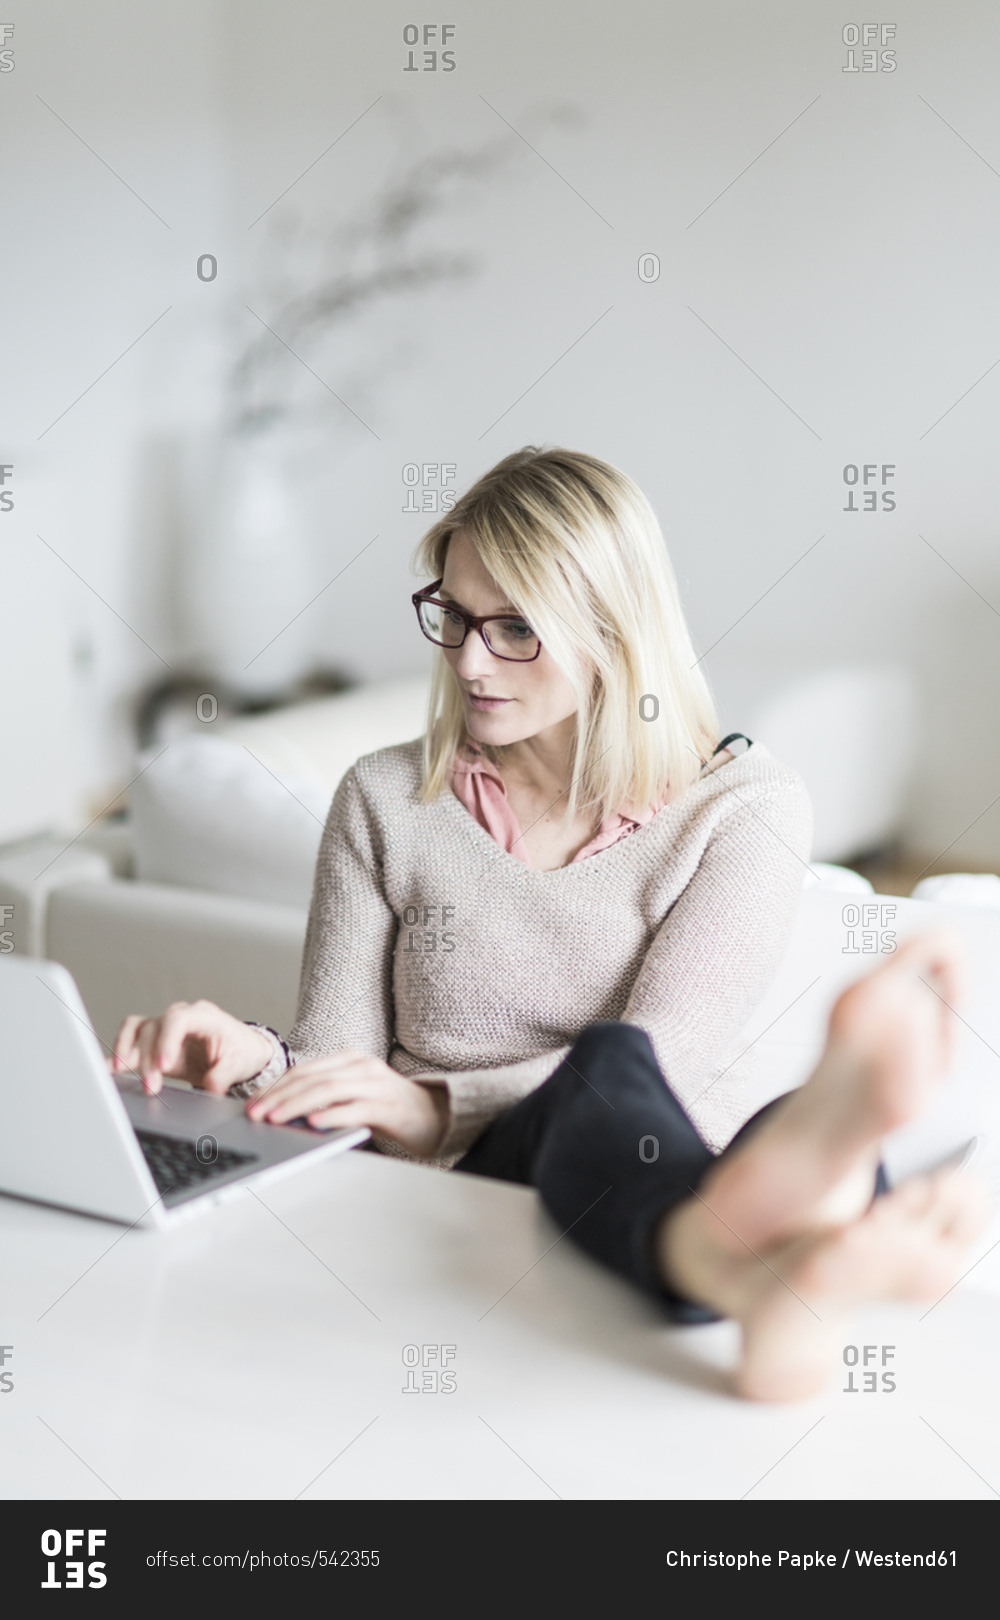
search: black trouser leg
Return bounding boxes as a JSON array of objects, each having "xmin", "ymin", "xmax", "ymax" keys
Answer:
[{"xmin": 454, "ymin": 1020, "xmax": 887, "ymax": 1322}]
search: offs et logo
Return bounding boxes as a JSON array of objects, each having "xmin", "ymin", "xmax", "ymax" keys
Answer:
[{"xmin": 40, "ymin": 1528, "xmax": 107, "ymax": 1589}]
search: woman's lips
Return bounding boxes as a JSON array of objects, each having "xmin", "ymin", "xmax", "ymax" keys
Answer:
[{"xmin": 467, "ymin": 694, "xmax": 511, "ymax": 710}]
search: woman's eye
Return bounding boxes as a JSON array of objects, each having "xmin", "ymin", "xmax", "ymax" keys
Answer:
[
  {"xmin": 444, "ymin": 609, "xmax": 465, "ymax": 627},
  {"xmin": 505, "ymin": 619, "xmax": 534, "ymax": 638}
]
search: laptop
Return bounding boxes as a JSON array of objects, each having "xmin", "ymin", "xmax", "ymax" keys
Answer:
[{"xmin": 0, "ymin": 956, "xmax": 370, "ymax": 1227}]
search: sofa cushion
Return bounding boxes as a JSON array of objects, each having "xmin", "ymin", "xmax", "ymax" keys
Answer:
[
  {"xmin": 130, "ymin": 674, "xmax": 433, "ymax": 906},
  {"xmin": 131, "ymin": 735, "xmax": 329, "ymax": 907}
]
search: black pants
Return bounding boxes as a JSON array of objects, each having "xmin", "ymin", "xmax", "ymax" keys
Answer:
[{"xmin": 454, "ymin": 1021, "xmax": 887, "ymax": 1322}]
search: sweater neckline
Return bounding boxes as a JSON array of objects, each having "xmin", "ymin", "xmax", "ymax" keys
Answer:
[{"xmin": 436, "ymin": 739, "xmax": 760, "ymax": 877}]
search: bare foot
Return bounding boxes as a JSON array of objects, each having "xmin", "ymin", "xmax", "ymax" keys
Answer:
[
  {"xmin": 659, "ymin": 929, "xmax": 991, "ymax": 1401},
  {"xmin": 733, "ymin": 1167, "xmax": 989, "ymax": 1400}
]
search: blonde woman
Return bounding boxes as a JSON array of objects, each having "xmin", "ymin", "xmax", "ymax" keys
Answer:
[{"xmin": 115, "ymin": 448, "xmax": 987, "ymax": 1400}]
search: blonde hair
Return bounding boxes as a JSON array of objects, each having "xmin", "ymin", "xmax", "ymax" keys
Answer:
[{"xmin": 413, "ymin": 446, "xmax": 721, "ymax": 821}]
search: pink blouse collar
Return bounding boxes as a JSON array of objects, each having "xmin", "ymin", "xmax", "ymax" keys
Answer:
[{"xmin": 450, "ymin": 738, "xmax": 666, "ymax": 864}]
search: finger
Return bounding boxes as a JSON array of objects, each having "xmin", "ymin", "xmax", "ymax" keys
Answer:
[
  {"xmin": 250, "ymin": 1075, "xmax": 364, "ymax": 1124},
  {"xmin": 245, "ymin": 1056, "xmax": 385, "ymax": 1119},
  {"xmin": 244, "ymin": 1071, "xmax": 312, "ymax": 1116},
  {"xmin": 245, "ymin": 1062, "xmax": 374, "ymax": 1112},
  {"xmin": 151, "ymin": 1003, "xmax": 200, "ymax": 1076},
  {"xmin": 134, "ymin": 1021, "xmax": 164, "ymax": 1093},
  {"xmin": 111, "ymin": 1015, "xmax": 145, "ymax": 1072},
  {"xmin": 155, "ymin": 1001, "xmax": 229, "ymax": 1086},
  {"xmin": 306, "ymin": 1099, "xmax": 381, "ymax": 1134}
]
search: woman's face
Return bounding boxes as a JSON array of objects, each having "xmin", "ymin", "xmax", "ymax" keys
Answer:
[{"xmin": 437, "ymin": 529, "xmax": 579, "ymax": 749}]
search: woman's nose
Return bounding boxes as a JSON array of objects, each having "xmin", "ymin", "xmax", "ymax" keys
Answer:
[{"xmin": 452, "ymin": 628, "xmax": 499, "ymax": 680}]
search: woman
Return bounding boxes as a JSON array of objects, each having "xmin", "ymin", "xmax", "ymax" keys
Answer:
[{"xmin": 114, "ymin": 447, "xmax": 988, "ymax": 1400}]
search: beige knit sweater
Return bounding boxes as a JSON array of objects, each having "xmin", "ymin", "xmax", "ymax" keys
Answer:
[{"xmin": 282, "ymin": 736, "xmax": 813, "ymax": 1168}]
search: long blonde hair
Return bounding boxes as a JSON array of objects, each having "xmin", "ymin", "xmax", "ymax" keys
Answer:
[{"xmin": 413, "ymin": 446, "xmax": 720, "ymax": 821}]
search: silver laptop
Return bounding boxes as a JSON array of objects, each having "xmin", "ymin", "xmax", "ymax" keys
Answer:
[{"xmin": 0, "ymin": 956, "xmax": 370, "ymax": 1227}]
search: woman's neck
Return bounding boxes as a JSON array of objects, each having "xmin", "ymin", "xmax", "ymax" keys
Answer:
[{"xmin": 491, "ymin": 721, "xmax": 578, "ymax": 804}]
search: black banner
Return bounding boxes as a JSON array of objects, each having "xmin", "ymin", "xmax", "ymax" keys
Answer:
[{"xmin": 0, "ymin": 1498, "xmax": 993, "ymax": 1604}]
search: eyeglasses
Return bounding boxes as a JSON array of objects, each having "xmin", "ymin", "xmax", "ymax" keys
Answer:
[{"xmin": 412, "ymin": 578, "xmax": 542, "ymax": 661}]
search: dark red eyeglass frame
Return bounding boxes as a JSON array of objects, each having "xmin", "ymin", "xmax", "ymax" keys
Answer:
[{"xmin": 411, "ymin": 577, "xmax": 543, "ymax": 662}]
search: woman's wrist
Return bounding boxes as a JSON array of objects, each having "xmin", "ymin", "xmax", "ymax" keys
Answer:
[
  {"xmin": 425, "ymin": 1083, "xmax": 451, "ymax": 1154},
  {"xmin": 228, "ymin": 1023, "xmax": 290, "ymax": 1098}
]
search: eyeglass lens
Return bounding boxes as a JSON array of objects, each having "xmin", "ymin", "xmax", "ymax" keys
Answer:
[{"xmin": 418, "ymin": 599, "xmax": 539, "ymax": 660}]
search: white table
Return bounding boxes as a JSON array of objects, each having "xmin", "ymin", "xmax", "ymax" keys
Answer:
[
  {"xmin": 3, "ymin": 1133, "xmax": 1000, "ymax": 1502},
  {"xmin": 5, "ymin": 886, "xmax": 1000, "ymax": 1502}
]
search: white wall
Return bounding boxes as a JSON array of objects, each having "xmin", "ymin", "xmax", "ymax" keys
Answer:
[{"xmin": 3, "ymin": 1, "xmax": 1000, "ymax": 860}]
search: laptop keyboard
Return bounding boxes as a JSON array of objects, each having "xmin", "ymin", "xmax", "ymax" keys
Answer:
[{"xmin": 135, "ymin": 1129, "xmax": 259, "ymax": 1197}]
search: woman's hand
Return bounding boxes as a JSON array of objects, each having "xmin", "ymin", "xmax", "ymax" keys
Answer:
[
  {"xmin": 246, "ymin": 1051, "xmax": 449, "ymax": 1159},
  {"xmin": 111, "ymin": 1001, "xmax": 275, "ymax": 1095}
]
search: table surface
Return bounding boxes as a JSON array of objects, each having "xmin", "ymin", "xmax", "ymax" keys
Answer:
[
  {"xmin": 3, "ymin": 1128, "xmax": 1000, "ymax": 1502},
  {"xmin": 6, "ymin": 889, "xmax": 1000, "ymax": 1501}
]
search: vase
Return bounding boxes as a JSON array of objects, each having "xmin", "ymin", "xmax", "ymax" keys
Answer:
[{"xmin": 178, "ymin": 424, "xmax": 316, "ymax": 698}]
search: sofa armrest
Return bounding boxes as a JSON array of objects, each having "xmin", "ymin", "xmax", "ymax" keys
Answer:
[
  {"xmin": 0, "ymin": 837, "xmax": 113, "ymax": 956},
  {"xmin": 45, "ymin": 878, "xmax": 307, "ymax": 1052}
]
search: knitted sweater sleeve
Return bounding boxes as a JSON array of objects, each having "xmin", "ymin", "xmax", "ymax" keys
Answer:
[
  {"xmin": 284, "ymin": 765, "xmax": 396, "ymax": 1067},
  {"xmin": 416, "ymin": 775, "xmax": 812, "ymax": 1165}
]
